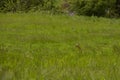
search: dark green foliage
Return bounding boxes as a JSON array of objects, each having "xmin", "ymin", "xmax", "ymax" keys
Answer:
[
  {"xmin": 116, "ymin": 0, "xmax": 120, "ymax": 15},
  {"xmin": 71, "ymin": 0, "xmax": 117, "ymax": 17},
  {"xmin": 0, "ymin": 0, "xmax": 120, "ymax": 17}
]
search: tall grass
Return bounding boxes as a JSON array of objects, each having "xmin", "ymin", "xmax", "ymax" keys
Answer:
[{"xmin": 0, "ymin": 13, "xmax": 120, "ymax": 80}]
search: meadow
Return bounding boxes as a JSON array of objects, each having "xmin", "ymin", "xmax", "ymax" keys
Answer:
[{"xmin": 0, "ymin": 13, "xmax": 120, "ymax": 80}]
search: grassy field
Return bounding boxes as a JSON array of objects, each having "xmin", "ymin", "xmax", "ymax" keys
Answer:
[{"xmin": 0, "ymin": 13, "xmax": 120, "ymax": 80}]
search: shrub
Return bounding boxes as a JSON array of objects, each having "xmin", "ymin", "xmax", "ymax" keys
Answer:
[
  {"xmin": 71, "ymin": 0, "xmax": 117, "ymax": 17},
  {"xmin": 0, "ymin": 0, "xmax": 119, "ymax": 17}
]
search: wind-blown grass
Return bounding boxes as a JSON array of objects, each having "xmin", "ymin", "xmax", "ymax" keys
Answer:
[{"xmin": 0, "ymin": 13, "xmax": 120, "ymax": 80}]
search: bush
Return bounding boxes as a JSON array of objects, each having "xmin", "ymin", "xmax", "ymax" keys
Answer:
[
  {"xmin": 0, "ymin": 0, "xmax": 119, "ymax": 17},
  {"xmin": 71, "ymin": 0, "xmax": 117, "ymax": 17}
]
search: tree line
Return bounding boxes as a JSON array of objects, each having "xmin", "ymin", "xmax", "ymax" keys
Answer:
[{"xmin": 0, "ymin": 0, "xmax": 120, "ymax": 17}]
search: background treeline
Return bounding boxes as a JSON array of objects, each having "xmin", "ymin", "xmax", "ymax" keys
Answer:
[{"xmin": 0, "ymin": 0, "xmax": 120, "ymax": 17}]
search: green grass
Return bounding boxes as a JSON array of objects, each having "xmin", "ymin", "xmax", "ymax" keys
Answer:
[{"xmin": 0, "ymin": 13, "xmax": 120, "ymax": 80}]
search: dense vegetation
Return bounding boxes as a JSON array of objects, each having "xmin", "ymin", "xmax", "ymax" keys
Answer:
[
  {"xmin": 0, "ymin": 13, "xmax": 120, "ymax": 80},
  {"xmin": 0, "ymin": 0, "xmax": 120, "ymax": 17},
  {"xmin": 0, "ymin": 0, "xmax": 120, "ymax": 79}
]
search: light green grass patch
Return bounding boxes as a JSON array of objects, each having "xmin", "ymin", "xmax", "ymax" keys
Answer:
[{"xmin": 0, "ymin": 13, "xmax": 120, "ymax": 80}]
